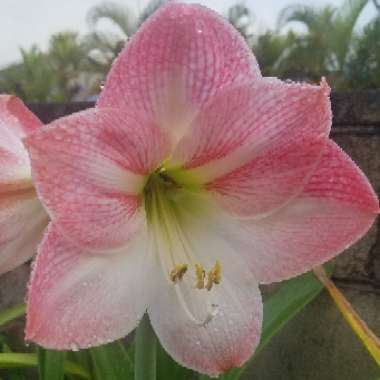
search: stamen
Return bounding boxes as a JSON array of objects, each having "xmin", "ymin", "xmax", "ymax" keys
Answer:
[
  {"xmin": 195, "ymin": 264, "xmax": 206, "ymax": 289},
  {"xmin": 145, "ymin": 173, "xmax": 220, "ymax": 326},
  {"xmin": 213, "ymin": 260, "xmax": 222, "ymax": 284},
  {"xmin": 206, "ymin": 260, "xmax": 222, "ymax": 291},
  {"xmin": 170, "ymin": 264, "xmax": 188, "ymax": 283}
]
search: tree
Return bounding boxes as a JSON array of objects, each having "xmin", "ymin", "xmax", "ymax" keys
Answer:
[
  {"xmin": 276, "ymin": 0, "xmax": 371, "ymax": 86},
  {"xmin": 228, "ymin": 3, "xmax": 255, "ymax": 43},
  {"xmin": 0, "ymin": 32, "xmax": 88, "ymax": 102},
  {"xmin": 0, "ymin": 46, "xmax": 57, "ymax": 101},
  {"xmin": 346, "ymin": 17, "xmax": 380, "ymax": 89},
  {"xmin": 84, "ymin": 0, "xmax": 167, "ymax": 73},
  {"xmin": 252, "ymin": 31, "xmax": 296, "ymax": 77}
]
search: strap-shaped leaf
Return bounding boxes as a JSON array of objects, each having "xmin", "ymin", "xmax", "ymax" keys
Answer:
[
  {"xmin": 37, "ymin": 347, "xmax": 65, "ymax": 380},
  {"xmin": 90, "ymin": 341, "xmax": 134, "ymax": 380},
  {"xmin": 0, "ymin": 304, "xmax": 26, "ymax": 327},
  {"xmin": 0, "ymin": 353, "xmax": 90, "ymax": 378},
  {"xmin": 314, "ymin": 266, "xmax": 380, "ymax": 366}
]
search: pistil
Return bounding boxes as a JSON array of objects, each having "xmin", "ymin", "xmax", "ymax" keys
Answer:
[{"xmin": 144, "ymin": 169, "xmax": 222, "ymax": 326}]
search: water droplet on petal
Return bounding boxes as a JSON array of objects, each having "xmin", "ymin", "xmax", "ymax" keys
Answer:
[{"xmin": 70, "ymin": 343, "xmax": 79, "ymax": 352}]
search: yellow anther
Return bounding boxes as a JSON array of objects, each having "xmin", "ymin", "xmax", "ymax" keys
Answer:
[
  {"xmin": 170, "ymin": 264, "xmax": 188, "ymax": 283},
  {"xmin": 195, "ymin": 264, "xmax": 206, "ymax": 289},
  {"xmin": 206, "ymin": 270, "xmax": 214, "ymax": 291},
  {"xmin": 206, "ymin": 260, "xmax": 222, "ymax": 291},
  {"xmin": 213, "ymin": 260, "xmax": 221, "ymax": 284}
]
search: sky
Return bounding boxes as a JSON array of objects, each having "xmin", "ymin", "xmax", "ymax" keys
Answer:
[{"xmin": 0, "ymin": 0, "xmax": 377, "ymax": 67}]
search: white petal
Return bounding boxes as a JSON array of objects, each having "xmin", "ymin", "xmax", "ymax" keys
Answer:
[{"xmin": 147, "ymin": 194, "xmax": 262, "ymax": 376}]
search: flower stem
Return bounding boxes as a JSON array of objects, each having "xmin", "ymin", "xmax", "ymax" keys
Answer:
[{"xmin": 135, "ymin": 314, "xmax": 157, "ymax": 380}]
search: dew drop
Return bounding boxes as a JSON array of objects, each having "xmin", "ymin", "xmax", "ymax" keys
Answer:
[
  {"xmin": 70, "ymin": 343, "xmax": 79, "ymax": 352},
  {"xmin": 100, "ymin": 81, "xmax": 105, "ymax": 90}
]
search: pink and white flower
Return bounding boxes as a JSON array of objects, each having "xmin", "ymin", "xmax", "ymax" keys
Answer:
[
  {"xmin": 0, "ymin": 96, "xmax": 48, "ymax": 275},
  {"xmin": 24, "ymin": 3, "xmax": 378, "ymax": 376}
]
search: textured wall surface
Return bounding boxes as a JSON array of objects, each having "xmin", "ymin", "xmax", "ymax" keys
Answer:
[{"xmin": 0, "ymin": 92, "xmax": 379, "ymax": 379}]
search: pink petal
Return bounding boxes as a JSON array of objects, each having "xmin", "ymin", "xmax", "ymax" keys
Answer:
[
  {"xmin": 97, "ymin": 3, "xmax": 261, "ymax": 140},
  {"xmin": 24, "ymin": 107, "xmax": 170, "ymax": 251},
  {"xmin": 148, "ymin": 198, "xmax": 262, "ymax": 376},
  {"xmin": 171, "ymin": 79, "xmax": 331, "ymax": 216},
  {"xmin": 26, "ymin": 224, "xmax": 152, "ymax": 349},
  {"xmin": 0, "ymin": 95, "xmax": 42, "ymax": 137},
  {"xmin": 0, "ymin": 96, "xmax": 42, "ymax": 186},
  {"xmin": 239, "ymin": 140, "xmax": 379, "ymax": 284},
  {"xmin": 0, "ymin": 195, "xmax": 47, "ymax": 274},
  {"xmin": 0, "ymin": 95, "xmax": 46, "ymax": 274}
]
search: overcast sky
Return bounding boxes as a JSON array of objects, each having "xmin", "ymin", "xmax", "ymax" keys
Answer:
[{"xmin": 0, "ymin": 0, "xmax": 377, "ymax": 67}]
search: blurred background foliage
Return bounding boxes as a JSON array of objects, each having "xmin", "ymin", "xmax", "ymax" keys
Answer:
[{"xmin": 0, "ymin": 0, "xmax": 379, "ymax": 102}]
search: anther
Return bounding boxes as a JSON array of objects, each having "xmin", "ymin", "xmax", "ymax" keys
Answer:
[
  {"xmin": 206, "ymin": 260, "xmax": 222, "ymax": 291},
  {"xmin": 195, "ymin": 264, "xmax": 206, "ymax": 289},
  {"xmin": 170, "ymin": 264, "xmax": 188, "ymax": 283}
]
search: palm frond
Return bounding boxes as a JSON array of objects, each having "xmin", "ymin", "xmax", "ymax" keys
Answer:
[
  {"xmin": 137, "ymin": 0, "xmax": 167, "ymax": 27},
  {"xmin": 86, "ymin": 1, "xmax": 136, "ymax": 37}
]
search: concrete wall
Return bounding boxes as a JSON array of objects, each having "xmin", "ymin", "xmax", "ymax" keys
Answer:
[{"xmin": 0, "ymin": 92, "xmax": 379, "ymax": 379}]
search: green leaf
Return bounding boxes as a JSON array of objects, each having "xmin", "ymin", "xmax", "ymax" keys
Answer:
[
  {"xmin": 200, "ymin": 268, "xmax": 330, "ymax": 380},
  {"xmin": 0, "ymin": 304, "xmax": 26, "ymax": 327},
  {"xmin": 314, "ymin": 266, "xmax": 380, "ymax": 367},
  {"xmin": 157, "ymin": 343, "xmax": 194, "ymax": 380},
  {"xmin": 0, "ymin": 353, "xmax": 36, "ymax": 369},
  {"xmin": 37, "ymin": 347, "xmax": 65, "ymax": 380},
  {"xmin": 258, "ymin": 268, "xmax": 329, "ymax": 352},
  {"xmin": 68, "ymin": 350, "xmax": 92, "ymax": 376},
  {"xmin": 90, "ymin": 340, "xmax": 133, "ymax": 380},
  {"xmin": 0, "ymin": 353, "xmax": 90, "ymax": 379}
]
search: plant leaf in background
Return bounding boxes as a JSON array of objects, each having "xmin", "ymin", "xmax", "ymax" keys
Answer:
[
  {"xmin": 0, "ymin": 352, "xmax": 90, "ymax": 379},
  {"xmin": 37, "ymin": 348, "xmax": 65, "ymax": 380},
  {"xmin": 157, "ymin": 343, "xmax": 194, "ymax": 380},
  {"xmin": 90, "ymin": 340, "xmax": 134, "ymax": 380},
  {"xmin": 314, "ymin": 266, "xmax": 380, "ymax": 367},
  {"xmin": 0, "ymin": 304, "xmax": 26, "ymax": 328}
]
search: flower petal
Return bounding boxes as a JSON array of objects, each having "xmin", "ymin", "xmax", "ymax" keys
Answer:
[
  {"xmin": 26, "ymin": 223, "xmax": 152, "ymax": 349},
  {"xmin": 97, "ymin": 2, "xmax": 260, "ymax": 140},
  {"xmin": 148, "ymin": 195, "xmax": 262, "ymax": 376},
  {"xmin": 170, "ymin": 79, "xmax": 331, "ymax": 216},
  {"xmin": 25, "ymin": 107, "xmax": 170, "ymax": 251},
  {"xmin": 0, "ymin": 95, "xmax": 42, "ymax": 187},
  {"xmin": 0, "ymin": 195, "xmax": 47, "ymax": 274},
  {"xmin": 239, "ymin": 140, "xmax": 379, "ymax": 283},
  {"xmin": 0, "ymin": 95, "xmax": 46, "ymax": 274},
  {"xmin": 0, "ymin": 95, "xmax": 42, "ymax": 138}
]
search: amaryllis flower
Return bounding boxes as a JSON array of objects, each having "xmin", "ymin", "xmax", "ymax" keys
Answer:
[
  {"xmin": 24, "ymin": 3, "xmax": 378, "ymax": 376},
  {"xmin": 0, "ymin": 96, "xmax": 48, "ymax": 275}
]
